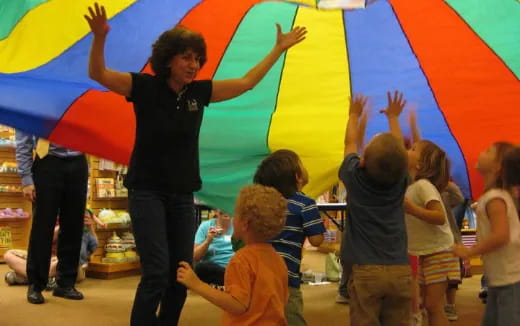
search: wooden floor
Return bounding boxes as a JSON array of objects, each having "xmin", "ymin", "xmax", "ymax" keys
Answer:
[{"xmin": 0, "ymin": 249, "xmax": 485, "ymax": 325}]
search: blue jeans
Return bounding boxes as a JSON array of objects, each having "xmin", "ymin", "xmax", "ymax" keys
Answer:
[
  {"xmin": 483, "ymin": 281, "xmax": 520, "ymax": 326},
  {"xmin": 129, "ymin": 190, "xmax": 196, "ymax": 326}
]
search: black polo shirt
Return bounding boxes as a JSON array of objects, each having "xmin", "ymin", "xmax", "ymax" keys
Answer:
[{"xmin": 124, "ymin": 73, "xmax": 212, "ymax": 193}]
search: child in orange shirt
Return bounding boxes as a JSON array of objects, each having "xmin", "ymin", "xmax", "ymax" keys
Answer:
[{"xmin": 177, "ymin": 184, "xmax": 289, "ymax": 325}]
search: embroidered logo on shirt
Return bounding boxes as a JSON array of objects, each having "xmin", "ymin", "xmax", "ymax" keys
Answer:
[{"xmin": 187, "ymin": 99, "xmax": 199, "ymax": 112}]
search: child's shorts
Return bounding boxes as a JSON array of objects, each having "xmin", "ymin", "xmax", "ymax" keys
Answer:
[
  {"xmin": 418, "ymin": 250, "xmax": 461, "ymax": 286},
  {"xmin": 409, "ymin": 255, "xmax": 419, "ymax": 277}
]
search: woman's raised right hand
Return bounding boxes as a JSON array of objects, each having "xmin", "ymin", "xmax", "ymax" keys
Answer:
[{"xmin": 84, "ymin": 2, "xmax": 110, "ymax": 37}]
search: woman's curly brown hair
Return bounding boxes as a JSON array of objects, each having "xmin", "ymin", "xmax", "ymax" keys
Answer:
[
  {"xmin": 150, "ymin": 26, "xmax": 207, "ymax": 80},
  {"xmin": 235, "ymin": 184, "xmax": 287, "ymax": 242}
]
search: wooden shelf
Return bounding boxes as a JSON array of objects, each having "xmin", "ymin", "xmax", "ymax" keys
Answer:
[
  {"xmin": 87, "ymin": 261, "xmax": 141, "ymax": 279},
  {"xmin": 0, "ymin": 147, "xmax": 15, "ymax": 153},
  {"xmin": 92, "ymin": 196, "xmax": 127, "ymax": 201},
  {"xmin": 0, "ymin": 173, "xmax": 19, "ymax": 178},
  {"xmin": 97, "ymin": 223, "xmax": 131, "ymax": 231},
  {"xmin": 0, "ymin": 217, "xmax": 30, "ymax": 222},
  {"xmin": 0, "ymin": 192, "xmax": 23, "ymax": 197},
  {"xmin": 461, "ymin": 228, "xmax": 476, "ymax": 233}
]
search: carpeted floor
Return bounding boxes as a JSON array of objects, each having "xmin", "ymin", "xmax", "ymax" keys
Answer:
[{"xmin": 0, "ymin": 249, "xmax": 484, "ymax": 325}]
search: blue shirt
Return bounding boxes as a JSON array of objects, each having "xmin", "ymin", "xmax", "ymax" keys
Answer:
[
  {"xmin": 271, "ymin": 192, "xmax": 326, "ymax": 288},
  {"xmin": 339, "ymin": 153, "xmax": 409, "ymax": 265},
  {"xmin": 15, "ymin": 130, "xmax": 83, "ymax": 186},
  {"xmin": 194, "ymin": 219, "xmax": 234, "ymax": 268}
]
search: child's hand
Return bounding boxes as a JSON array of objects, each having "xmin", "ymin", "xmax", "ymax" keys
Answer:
[
  {"xmin": 349, "ymin": 94, "xmax": 368, "ymax": 117},
  {"xmin": 177, "ymin": 261, "xmax": 201, "ymax": 289},
  {"xmin": 452, "ymin": 244, "xmax": 472, "ymax": 259},
  {"xmin": 381, "ymin": 91, "xmax": 406, "ymax": 118},
  {"xmin": 403, "ymin": 198, "xmax": 417, "ymax": 215}
]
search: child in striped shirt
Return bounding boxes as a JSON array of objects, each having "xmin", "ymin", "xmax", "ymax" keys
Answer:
[{"xmin": 254, "ymin": 149, "xmax": 326, "ymax": 326}]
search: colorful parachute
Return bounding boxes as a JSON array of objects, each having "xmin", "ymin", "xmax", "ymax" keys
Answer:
[{"xmin": 1, "ymin": 0, "xmax": 519, "ymax": 213}]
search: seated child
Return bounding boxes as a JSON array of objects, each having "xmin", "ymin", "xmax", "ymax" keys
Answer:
[
  {"xmin": 77, "ymin": 209, "xmax": 99, "ymax": 282},
  {"xmin": 5, "ymin": 209, "xmax": 99, "ymax": 285},
  {"xmin": 177, "ymin": 184, "xmax": 289, "ymax": 325}
]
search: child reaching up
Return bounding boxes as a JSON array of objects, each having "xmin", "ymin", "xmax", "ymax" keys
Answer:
[
  {"xmin": 453, "ymin": 143, "xmax": 520, "ymax": 325},
  {"xmin": 177, "ymin": 184, "xmax": 289, "ymax": 325},
  {"xmin": 254, "ymin": 149, "xmax": 326, "ymax": 326},
  {"xmin": 340, "ymin": 91, "xmax": 412, "ymax": 326},
  {"xmin": 404, "ymin": 140, "xmax": 460, "ymax": 326}
]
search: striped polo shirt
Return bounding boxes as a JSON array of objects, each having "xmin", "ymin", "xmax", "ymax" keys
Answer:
[{"xmin": 271, "ymin": 192, "xmax": 326, "ymax": 288}]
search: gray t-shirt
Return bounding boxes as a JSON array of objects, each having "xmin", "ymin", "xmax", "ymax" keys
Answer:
[{"xmin": 339, "ymin": 153, "xmax": 409, "ymax": 265}]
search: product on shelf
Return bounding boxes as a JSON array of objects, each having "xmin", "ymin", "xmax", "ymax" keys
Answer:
[
  {"xmin": 95, "ymin": 178, "xmax": 115, "ymax": 198},
  {"xmin": 0, "ymin": 208, "xmax": 30, "ymax": 219},
  {"xmin": 0, "ymin": 184, "xmax": 22, "ymax": 192},
  {"xmin": 97, "ymin": 209, "xmax": 131, "ymax": 225},
  {"xmin": 0, "ymin": 162, "xmax": 17, "ymax": 173},
  {"xmin": 102, "ymin": 231, "xmax": 138, "ymax": 263},
  {"xmin": 0, "ymin": 138, "xmax": 15, "ymax": 148}
]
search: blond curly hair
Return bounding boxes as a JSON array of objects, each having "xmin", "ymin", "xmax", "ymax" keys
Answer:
[{"xmin": 235, "ymin": 184, "xmax": 287, "ymax": 242}]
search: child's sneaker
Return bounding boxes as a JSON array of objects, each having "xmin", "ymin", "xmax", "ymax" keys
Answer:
[
  {"xmin": 45, "ymin": 278, "xmax": 57, "ymax": 291},
  {"xmin": 335, "ymin": 294, "xmax": 349, "ymax": 304},
  {"xmin": 479, "ymin": 287, "xmax": 488, "ymax": 303},
  {"xmin": 4, "ymin": 271, "xmax": 16, "ymax": 285},
  {"xmin": 444, "ymin": 304, "xmax": 458, "ymax": 321},
  {"xmin": 4, "ymin": 271, "xmax": 27, "ymax": 285}
]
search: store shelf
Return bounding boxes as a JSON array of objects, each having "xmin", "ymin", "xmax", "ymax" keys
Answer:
[
  {"xmin": 0, "ymin": 217, "xmax": 31, "ymax": 222},
  {"xmin": 0, "ymin": 173, "xmax": 19, "ymax": 178},
  {"xmin": 0, "ymin": 147, "xmax": 15, "ymax": 153},
  {"xmin": 92, "ymin": 196, "xmax": 128, "ymax": 201},
  {"xmin": 97, "ymin": 223, "xmax": 131, "ymax": 231},
  {"xmin": 87, "ymin": 260, "xmax": 141, "ymax": 279},
  {"xmin": 0, "ymin": 192, "xmax": 23, "ymax": 197}
]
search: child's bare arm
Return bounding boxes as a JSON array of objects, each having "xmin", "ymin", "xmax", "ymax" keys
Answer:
[
  {"xmin": 344, "ymin": 94, "xmax": 368, "ymax": 157},
  {"xmin": 404, "ymin": 198, "xmax": 445, "ymax": 225},
  {"xmin": 380, "ymin": 91, "xmax": 406, "ymax": 142},
  {"xmin": 357, "ymin": 111, "xmax": 369, "ymax": 151},
  {"xmin": 177, "ymin": 261, "xmax": 247, "ymax": 315},
  {"xmin": 408, "ymin": 107, "xmax": 421, "ymax": 144},
  {"xmin": 453, "ymin": 198, "xmax": 509, "ymax": 258}
]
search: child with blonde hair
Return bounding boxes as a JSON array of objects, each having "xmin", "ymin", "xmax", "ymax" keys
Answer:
[
  {"xmin": 177, "ymin": 184, "xmax": 289, "ymax": 325},
  {"xmin": 404, "ymin": 140, "xmax": 461, "ymax": 326},
  {"xmin": 340, "ymin": 91, "xmax": 412, "ymax": 326},
  {"xmin": 453, "ymin": 142, "xmax": 520, "ymax": 326}
]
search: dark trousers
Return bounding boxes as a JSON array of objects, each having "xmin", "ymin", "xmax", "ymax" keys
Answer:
[
  {"xmin": 195, "ymin": 261, "xmax": 225, "ymax": 286},
  {"xmin": 129, "ymin": 190, "xmax": 196, "ymax": 326},
  {"xmin": 27, "ymin": 155, "xmax": 88, "ymax": 291}
]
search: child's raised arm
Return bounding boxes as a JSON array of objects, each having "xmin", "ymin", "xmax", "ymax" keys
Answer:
[
  {"xmin": 408, "ymin": 107, "xmax": 421, "ymax": 144},
  {"xmin": 344, "ymin": 94, "xmax": 368, "ymax": 157},
  {"xmin": 380, "ymin": 91, "xmax": 406, "ymax": 142},
  {"xmin": 357, "ymin": 110, "xmax": 369, "ymax": 151}
]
